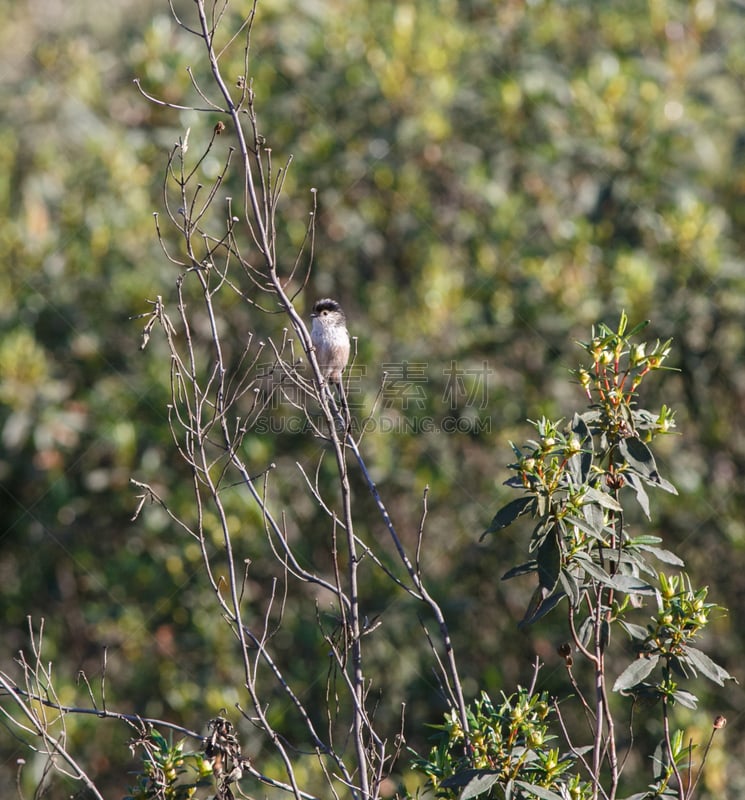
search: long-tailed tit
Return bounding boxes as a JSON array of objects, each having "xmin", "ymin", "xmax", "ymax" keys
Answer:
[{"xmin": 310, "ymin": 298, "xmax": 350, "ymax": 385}]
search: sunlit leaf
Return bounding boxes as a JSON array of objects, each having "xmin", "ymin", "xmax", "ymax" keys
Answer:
[
  {"xmin": 613, "ymin": 656, "xmax": 660, "ymax": 692},
  {"xmin": 683, "ymin": 646, "xmax": 735, "ymax": 686},
  {"xmin": 559, "ymin": 568, "xmax": 581, "ymax": 609},
  {"xmin": 583, "ymin": 486, "xmax": 623, "ymax": 511},
  {"xmin": 567, "ymin": 413, "xmax": 592, "ymax": 485},
  {"xmin": 618, "ymin": 621, "xmax": 649, "ymax": 641},
  {"xmin": 564, "ymin": 513, "xmax": 605, "ymax": 541},
  {"xmin": 440, "ymin": 769, "xmax": 500, "ymax": 798},
  {"xmin": 618, "ymin": 437, "xmax": 677, "ymax": 494},
  {"xmin": 672, "ymin": 689, "xmax": 699, "ymax": 709},
  {"xmin": 634, "ymin": 543, "xmax": 684, "ymax": 567},
  {"xmin": 624, "ymin": 471, "xmax": 650, "ymax": 519},
  {"xmin": 514, "ymin": 781, "xmax": 564, "ymax": 800}
]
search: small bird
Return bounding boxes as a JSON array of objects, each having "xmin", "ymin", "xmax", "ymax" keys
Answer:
[{"xmin": 310, "ymin": 298, "xmax": 350, "ymax": 385}]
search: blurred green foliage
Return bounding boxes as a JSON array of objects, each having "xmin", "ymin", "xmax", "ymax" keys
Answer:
[{"xmin": 1, "ymin": 0, "xmax": 744, "ymax": 796}]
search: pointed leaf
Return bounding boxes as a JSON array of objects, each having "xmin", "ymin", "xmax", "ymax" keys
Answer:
[
  {"xmin": 635, "ymin": 543, "xmax": 684, "ymax": 567},
  {"xmin": 502, "ymin": 561, "xmax": 537, "ymax": 581},
  {"xmin": 520, "ymin": 585, "xmax": 549, "ymax": 628},
  {"xmin": 613, "ymin": 656, "xmax": 660, "ymax": 692},
  {"xmin": 672, "ymin": 689, "xmax": 699, "ymax": 709},
  {"xmin": 597, "ymin": 548, "xmax": 639, "ymax": 566},
  {"xmin": 571, "ymin": 412, "xmax": 591, "ymax": 440},
  {"xmin": 669, "ymin": 654, "xmax": 691, "ymax": 680},
  {"xmin": 627, "ymin": 319, "xmax": 651, "ymax": 337},
  {"xmin": 577, "ymin": 614, "xmax": 594, "ymax": 649},
  {"xmin": 624, "ymin": 471, "xmax": 650, "ymax": 519},
  {"xmin": 504, "ymin": 476, "xmax": 527, "ymax": 488},
  {"xmin": 460, "ymin": 773, "xmax": 500, "ymax": 800},
  {"xmin": 514, "ymin": 781, "xmax": 564, "ymax": 800},
  {"xmin": 629, "ymin": 535, "xmax": 663, "ymax": 545},
  {"xmin": 567, "ymin": 413, "xmax": 592, "ymax": 485},
  {"xmin": 559, "ymin": 568, "xmax": 581, "ymax": 609},
  {"xmin": 582, "ymin": 502, "xmax": 606, "ymax": 536},
  {"xmin": 618, "ymin": 437, "xmax": 678, "ymax": 494},
  {"xmin": 440, "ymin": 769, "xmax": 500, "ymax": 799},
  {"xmin": 652, "ymin": 738, "xmax": 668, "ymax": 781},
  {"xmin": 606, "ymin": 574, "xmax": 656, "ymax": 595},
  {"xmin": 607, "ymin": 548, "xmax": 657, "ymax": 578},
  {"xmin": 482, "ymin": 496, "xmax": 536, "ymax": 539},
  {"xmin": 619, "ymin": 621, "xmax": 649, "ymax": 641},
  {"xmin": 518, "ymin": 585, "xmax": 565, "ymax": 628},
  {"xmin": 571, "ymin": 553, "xmax": 654, "ymax": 594},
  {"xmin": 528, "ymin": 518, "xmax": 554, "ymax": 552},
  {"xmin": 584, "ymin": 485, "xmax": 623, "ymax": 511},
  {"xmin": 600, "ymin": 618, "xmax": 611, "ymax": 650},
  {"xmin": 564, "ymin": 513, "xmax": 605, "ymax": 541},
  {"xmin": 572, "ymin": 552, "xmax": 613, "ymax": 585},
  {"xmin": 537, "ymin": 526, "xmax": 561, "ymax": 592},
  {"xmin": 682, "ymin": 646, "xmax": 735, "ymax": 686}
]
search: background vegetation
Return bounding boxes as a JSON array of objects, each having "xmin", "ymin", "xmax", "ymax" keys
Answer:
[{"xmin": 1, "ymin": 0, "xmax": 744, "ymax": 796}]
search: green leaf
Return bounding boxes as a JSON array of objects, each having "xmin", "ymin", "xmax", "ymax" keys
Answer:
[
  {"xmin": 682, "ymin": 646, "xmax": 735, "ymax": 686},
  {"xmin": 613, "ymin": 656, "xmax": 660, "ymax": 692},
  {"xmin": 563, "ymin": 513, "xmax": 605, "ymax": 541},
  {"xmin": 652, "ymin": 737, "xmax": 675, "ymax": 782},
  {"xmin": 150, "ymin": 730, "xmax": 169, "ymax": 749},
  {"xmin": 577, "ymin": 615, "xmax": 594, "ymax": 650},
  {"xmin": 571, "ymin": 551, "xmax": 612, "ymax": 584},
  {"xmin": 618, "ymin": 437, "xmax": 677, "ymax": 494},
  {"xmin": 559, "ymin": 568, "xmax": 581, "ymax": 609},
  {"xmin": 597, "ymin": 548, "xmax": 642, "ymax": 567},
  {"xmin": 514, "ymin": 781, "xmax": 564, "ymax": 800},
  {"xmin": 628, "ymin": 535, "xmax": 663, "ymax": 545},
  {"xmin": 634, "ymin": 543, "xmax": 684, "ymax": 566},
  {"xmin": 600, "ymin": 618, "xmax": 611, "ymax": 650},
  {"xmin": 537, "ymin": 526, "xmax": 561, "ymax": 592},
  {"xmin": 618, "ymin": 310, "xmax": 629, "ymax": 335},
  {"xmin": 481, "ymin": 496, "xmax": 535, "ymax": 540},
  {"xmin": 518, "ymin": 585, "xmax": 565, "ymax": 628},
  {"xmin": 606, "ymin": 574, "xmax": 656, "ymax": 595},
  {"xmin": 504, "ymin": 476, "xmax": 527, "ymax": 488},
  {"xmin": 584, "ymin": 485, "xmax": 623, "ymax": 511},
  {"xmin": 626, "ymin": 319, "xmax": 651, "ymax": 337},
  {"xmin": 440, "ymin": 769, "xmax": 500, "ymax": 799},
  {"xmin": 571, "ymin": 411, "xmax": 591, "ymax": 440},
  {"xmin": 669, "ymin": 654, "xmax": 691, "ymax": 680},
  {"xmin": 618, "ymin": 548, "xmax": 658, "ymax": 578},
  {"xmin": 571, "ymin": 552, "xmax": 655, "ymax": 594},
  {"xmin": 583, "ymin": 502, "xmax": 606, "ymax": 536},
  {"xmin": 619, "ymin": 621, "xmax": 649, "ymax": 640},
  {"xmin": 672, "ymin": 689, "xmax": 699, "ymax": 709},
  {"xmin": 624, "ymin": 472, "xmax": 650, "ymax": 519},
  {"xmin": 528, "ymin": 517, "xmax": 554, "ymax": 552},
  {"xmin": 502, "ymin": 561, "xmax": 537, "ymax": 580},
  {"xmin": 567, "ymin": 413, "xmax": 592, "ymax": 485}
]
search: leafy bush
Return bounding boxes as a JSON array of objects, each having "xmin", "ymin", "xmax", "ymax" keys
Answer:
[{"xmin": 407, "ymin": 314, "xmax": 731, "ymax": 800}]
